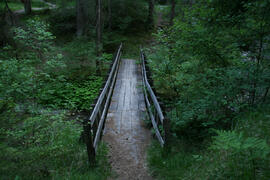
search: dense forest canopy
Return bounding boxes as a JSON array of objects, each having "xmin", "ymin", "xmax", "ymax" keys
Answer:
[{"xmin": 1, "ymin": 0, "xmax": 270, "ymax": 179}]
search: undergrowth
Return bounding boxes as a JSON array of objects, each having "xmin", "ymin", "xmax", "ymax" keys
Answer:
[
  {"xmin": 0, "ymin": 16, "xmax": 111, "ymax": 180},
  {"xmin": 148, "ymin": 106, "xmax": 270, "ymax": 180},
  {"xmin": 0, "ymin": 110, "xmax": 111, "ymax": 180}
]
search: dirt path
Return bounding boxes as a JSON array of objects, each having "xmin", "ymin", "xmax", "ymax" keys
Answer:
[
  {"xmin": 156, "ymin": 10, "xmax": 163, "ymax": 28},
  {"xmin": 156, "ymin": 5, "xmax": 169, "ymax": 28},
  {"xmin": 14, "ymin": 0, "xmax": 56, "ymax": 15},
  {"xmin": 103, "ymin": 59, "xmax": 153, "ymax": 180}
]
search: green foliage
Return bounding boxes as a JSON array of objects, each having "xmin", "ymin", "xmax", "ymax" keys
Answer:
[
  {"xmin": 148, "ymin": 141, "xmax": 194, "ymax": 180},
  {"xmin": 48, "ymin": 7, "xmax": 77, "ymax": 34},
  {"xmin": 0, "ymin": 19, "xmax": 65, "ymax": 110},
  {"xmin": 0, "ymin": 111, "xmax": 111, "ymax": 180},
  {"xmin": 108, "ymin": 0, "xmax": 148, "ymax": 32},
  {"xmin": 147, "ymin": 0, "xmax": 270, "ymax": 139},
  {"xmin": 39, "ymin": 76, "xmax": 103, "ymax": 111},
  {"xmin": 147, "ymin": 0, "xmax": 270, "ymax": 179},
  {"xmin": 1, "ymin": 19, "xmax": 103, "ymax": 111},
  {"xmin": 210, "ymin": 130, "xmax": 270, "ymax": 179},
  {"xmin": 0, "ymin": 16, "xmax": 110, "ymax": 178},
  {"xmin": 148, "ymin": 111, "xmax": 270, "ymax": 180},
  {"xmin": 13, "ymin": 17, "xmax": 55, "ymax": 57}
]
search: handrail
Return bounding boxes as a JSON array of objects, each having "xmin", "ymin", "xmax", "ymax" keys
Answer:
[
  {"xmin": 91, "ymin": 43, "xmax": 122, "ymax": 150},
  {"xmin": 140, "ymin": 48, "xmax": 165, "ymax": 147},
  {"xmin": 83, "ymin": 44, "xmax": 122, "ymax": 164}
]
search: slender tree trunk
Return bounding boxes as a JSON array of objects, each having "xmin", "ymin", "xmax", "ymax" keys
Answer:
[
  {"xmin": 76, "ymin": 0, "xmax": 83, "ymax": 36},
  {"xmin": 108, "ymin": 0, "xmax": 112, "ymax": 30},
  {"xmin": 147, "ymin": 0, "xmax": 154, "ymax": 29},
  {"xmin": 3, "ymin": 0, "xmax": 15, "ymax": 25},
  {"xmin": 96, "ymin": 0, "xmax": 102, "ymax": 75},
  {"xmin": 24, "ymin": 0, "xmax": 31, "ymax": 15},
  {"xmin": 170, "ymin": 0, "xmax": 175, "ymax": 25},
  {"xmin": 76, "ymin": 0, "xmax": 89, "ymax": 36},
  {"xmin": 262, "ymin": 87, "xmax": 269, "ymax": 103},
  {"xmin": 189, "ymin": 0, "xmax": 195, "ymax": 7}
]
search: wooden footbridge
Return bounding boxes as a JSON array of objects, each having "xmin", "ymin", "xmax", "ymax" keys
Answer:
[{"xmin": 82, "ymin": 44, "xmax": 169, "ymax": 179}]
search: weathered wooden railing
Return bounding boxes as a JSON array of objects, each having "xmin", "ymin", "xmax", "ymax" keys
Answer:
[
  {"xmin": 83, "ymin": 44, "xmax": 122, "ymax": 164},
  {"xmin": 140, "ymin": 49, "xmax": 166, "ymax": 147}
]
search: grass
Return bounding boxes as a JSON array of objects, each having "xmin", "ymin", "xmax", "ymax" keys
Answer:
[{"xmin": 52, "ymin": 142, "xmax": 111, "ymax": 180}]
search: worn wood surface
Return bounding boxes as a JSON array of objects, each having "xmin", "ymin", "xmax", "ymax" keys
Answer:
[{"xmin": 103, "ymin": 59, "xmax": 153, "ymax": 180}]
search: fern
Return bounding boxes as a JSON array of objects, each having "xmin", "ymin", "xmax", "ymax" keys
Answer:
[{"xmin": 209, "ymin": 130, "xmax": 270, "ymax": 179}]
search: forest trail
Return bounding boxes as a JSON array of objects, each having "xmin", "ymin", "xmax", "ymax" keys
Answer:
[
  {"xmin": 103, "ymin": 59, "xmax": 153, "ymax": 180},
  {"xmin": 14, "ymin": 0, "xmax": 56, "ymax": 15},
  {"xmin": 156, "ymin": 5, "xmax": 169, "ymax": 28}
]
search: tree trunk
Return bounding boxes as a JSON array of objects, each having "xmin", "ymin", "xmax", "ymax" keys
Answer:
[
  {"xmin": 96, "ymin": 0, "xmax": 102, "ymax": 75},
  {"xmin": 24, "ymin": 0, "xmax": 31, "ymax": 15},
  {"xmin": 147, "ymin": 0, "xmax": 154, "ymax": 29},
  {"xmin": 3, "ymin": 0, "xmax": 15, "ymax": 25},
  {"xmin": 108, "ymin": 0, "xmax": 112, "ymax": 30},
  {"xmin": 76, "ymin": 0, "xmax": 89, "ymax": 36},
  {"xmin": 189, "ymin": 0, "xmax": 195, "ymax": 7},
  {"xmin": 170, "ymin": 0, "xmax": 175, "ymax": 25}
]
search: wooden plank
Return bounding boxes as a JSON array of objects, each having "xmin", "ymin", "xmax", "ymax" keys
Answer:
[{"xmin": 102, "ymin": 59, "xmax": 153, "ymax": 179}]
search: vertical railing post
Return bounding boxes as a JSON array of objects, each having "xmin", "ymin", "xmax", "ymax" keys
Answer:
[
  {"xmin": 164, "ymin": 117, "xmax": 171, "ymax": 150},
  {"xmin": 83, "ymin": 120, "xmax": 96, "ymax": 166}
]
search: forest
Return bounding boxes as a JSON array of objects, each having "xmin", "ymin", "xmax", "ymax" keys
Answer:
[{"xmin": 1, "ymin": 0, "xmax": 270, "ymax": 179}]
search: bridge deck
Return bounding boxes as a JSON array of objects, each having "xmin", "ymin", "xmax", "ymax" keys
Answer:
[{"xmin": 103, "ymin": 59, "xmax": 152, "ymax": 180}]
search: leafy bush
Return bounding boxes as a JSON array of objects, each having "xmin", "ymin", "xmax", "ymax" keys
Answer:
[
  {"xmin": 1, "ymin": 18, "xmax": 104, "ymax": 112},
  {"xmin": 148, "ymin": 127, "xmax": 270, "ymax": 180},
  {"xmin": 0, "ymin": 13, "xmax": 111, "ymax": 180},
  {"xmin": 147, "ymin": 0, "xmax": 270, "ymax": 140},
  {"xmin": 147, "ymin": 0, "xmax": 270, "ymax": 179},
  {"xmin": 0, "ymin": 111, "xmax": 111, "ymax": 180},
  {"xmin": 13, "ymin": 18, "xmax": 55, "ymax": 57}
]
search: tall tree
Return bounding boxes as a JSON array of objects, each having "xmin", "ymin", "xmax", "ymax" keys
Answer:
[
  {"xmin": 76, "ymin": 0, "xmax": 89, "ymax": 36},
  {"xmin": 96, "ymin": 0, "xmax": 102, "ymax": 75},
  {"xmin": 147, "ymin": 0, "xmax": 154, "ymax": 28},
  {"xmin": 3, "ymin": 0, "xmax": 15, "ymax": 25},
  {"xmin": 170, "ymin": 0, "xmax": 175, "ymax": 25},
  {"xmin": 108, "ymin": 0, "xmax": 112, "ymax": 30},
  {"xmin": 24, "ymin": 0, "xmax": 31, "ymax": 15}
]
